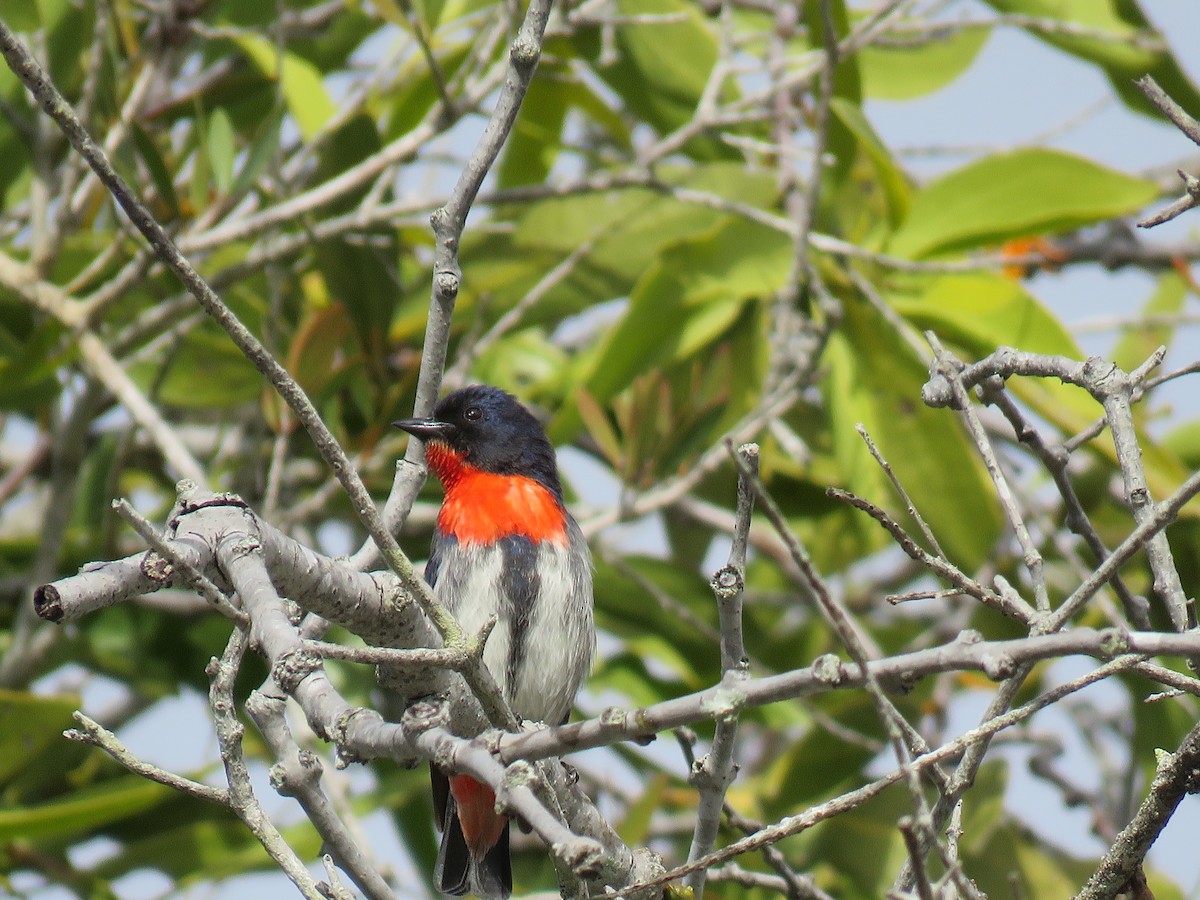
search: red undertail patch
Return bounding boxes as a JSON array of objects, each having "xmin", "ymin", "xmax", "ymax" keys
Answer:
[{"xmin": 448, "ymin": 774, "xmax": 508, "ymax": 862}]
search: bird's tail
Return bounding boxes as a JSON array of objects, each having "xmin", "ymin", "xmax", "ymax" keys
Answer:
[{"xmin": 433, "ymin": 770, "xmax": 512, "ymax": 899}]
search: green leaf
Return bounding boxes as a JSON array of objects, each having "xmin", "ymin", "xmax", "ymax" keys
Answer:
[
  {"xmin": 497, "ymin": 61, "xmax": 629, "ymax": 188},
  {"xmin": 93, "ymin": 814, "xmax": 321, "ymax": 883},
  {"xmin": 229, "ymin": 107, "xmax": 283, "ymax": 198},
  {"xmin": 589, "ymin": 0, "xmax": 733, "ymax": 158},
  {"xmin": 133, "ymin": 325, "xmax": 262, "ymax": 409},
  {"xmin": 130, "ymin": 124, "xmax": 180, "ymax": 218},
  {"xmin": 385, "ymin": 43, "xmax": 474, "ymax": 141},
  {"xmin": 4, "ymin": 1, "xmax": 42, "ymax": 30},
  {"xmin": 0, "ymin": 314, "xmax": 66, "ymax": 413},
  {"xmin": 892, "ymin": 272, "xmax": 1193, "ymax": 509},
  {"xmin": 555, "ymin": 217, "xmax": 791, "ymax": 440},
  {"xmin": 413, "ymin": 0, "xmax": 447, "ymax": 31},
  {"xmin": 576, "ymin": 388, "xmax": 624, "ymax": 471},
  {"xmin": 888, "ymin": 149, "xmax": 1158, "ymax": 259},
  {"xmin": 826, "ymin": 293, "xmax": 1003, "ymax": 569},
  {"xmin": 830, "ymin": 98, "xmax": 912, "ymax": 226},
  {"xmin": 807, "ymin": 780, "xmax": 909, "ymax": 895},
  {"xmin": 0, "ymin": 775, "xmax": 175, "ymax": 842},
  {"xmin": 234, "ymin": 35, "xmax": 336, "ymax": 139},
  {"xmin": 891, "ymin": 273, "xmax": 1100, "ymax": 431},
  {"xmin": 315, "ymin": 234, "xmax": 399, "ymax": 385},
  {"xmin": 859, "ymin": 24, "xmax": 991, "ymax": 99},
  {"xmin": 0, "ymin": 691, "xmax": 79, "ymax": 788},
  {"xmin": 617, "ymin": 774, "xmax": 669, "ymax": 845},
  {"xmin": 206, "ymin": 107, "xmax": 236, "ymax": 195},
  {"xmin": 450, "ymin": 163, "xmax": 778, "ymax": 340},
  {"xmin": 471, "ymin": 329, "xmax": 569, "ymax": 396}
]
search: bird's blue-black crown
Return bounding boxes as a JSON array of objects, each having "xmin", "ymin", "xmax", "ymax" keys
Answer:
[{"xmin": 433, "ymin": 386, "xmax": 563, "ymax": 499}]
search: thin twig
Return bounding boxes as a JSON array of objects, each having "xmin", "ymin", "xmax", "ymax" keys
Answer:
[{"xmin": 685, "ymin": 442, "xmax": 758, "ymax": 899}]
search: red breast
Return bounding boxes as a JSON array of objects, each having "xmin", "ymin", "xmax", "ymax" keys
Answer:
[{"xmin": 428, "ymin": 443, "xmax": 567, "ymax": 546}]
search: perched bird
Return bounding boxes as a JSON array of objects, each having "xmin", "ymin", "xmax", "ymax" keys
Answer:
[{"xmin": 394, "ymin": 385, "xmax": 595, "ymax": 899}]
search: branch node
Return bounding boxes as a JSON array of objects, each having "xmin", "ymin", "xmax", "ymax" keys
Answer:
[
  {"xmin": 551, "ymin": 836, "xmax": 607, "ymax": 878},
  {"xmin": 811, "ymin": 653, "xmax": 845, "ymax": 686},
  {"xmin": 434, "ymin": 268, "xmax": 459, "ymax": 299},
  {"xmin": 1099, "ymin": 627, "xmax": 1132, "ymax": 658},
  {"xmin": 510, "ymin": 34, "xmax": 539, "ymax": 67},
  {"xmin": 599, "ymin": 706, "xmax": 627, "ymax": 730},
  {"xmin": 701, "ymin": 682, "xmax": 747, "ymax": 721},
  {"xmin": 710, "ymin": 564, "xmax": 743, "ymax": 600},
  {"xmin": 402, "ymin": 699, "xmax": 450, "ymax": 737},
  {"xmin": 1181, "ymin": 169, "xmax": 1200, "ymax": 200},
  {"xmin": 271, "ymin": 645, "xmax": 324, "ymax": 695},
  {"xmin": 331, "ymin": 707, "xmax": 382, "ymax": 767},
  {"xmin": 499, "ymin": 758, "xmax": 537, "ymax": 806},
  {"xmin": 981, "ymin": 651, "xmax": 1017, "ymax": 682}
]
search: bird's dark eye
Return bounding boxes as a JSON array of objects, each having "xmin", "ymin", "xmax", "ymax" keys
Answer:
[{"xmin": 464, "ymin": 405, "xmax": 483, "ymax": 421}]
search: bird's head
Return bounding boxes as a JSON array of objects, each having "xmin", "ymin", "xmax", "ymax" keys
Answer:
[{"xmin": 393, "ymin": 385, "xmax": 562, "ymax": 498}]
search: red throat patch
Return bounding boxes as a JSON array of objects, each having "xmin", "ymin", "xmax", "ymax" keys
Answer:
[{"xmin": 426, "ymin": 443, "xmax": 567, "ymax": 545}]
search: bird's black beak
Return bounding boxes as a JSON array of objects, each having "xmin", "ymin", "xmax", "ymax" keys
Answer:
[{"xmin": 392, "ymin": 417, "xmax": 454, "ymax": 443}]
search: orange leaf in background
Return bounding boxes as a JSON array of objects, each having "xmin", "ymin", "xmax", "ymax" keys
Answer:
[
  {"xmin": 1171, "ymin": 256, "xmax": 1200, "ymax": 293},
  {"xmin": 999, "ymin": 236, "xmax": 1070, "ymax": 280}
]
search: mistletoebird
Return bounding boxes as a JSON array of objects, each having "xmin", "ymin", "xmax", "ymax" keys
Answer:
[{"xmin": 394, "ymin": 385, "xmax": 595, "ymax": 899}]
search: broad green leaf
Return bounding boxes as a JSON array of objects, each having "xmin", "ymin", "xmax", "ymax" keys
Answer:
[
  {"xmin": 470, "ymin": 329, "xmax": 568, "ymax": 397},
  {"xmin": 229, "ymin": 107, "xmax": 283, "ymax": 198},
  {"xmin": 130, "ymin": 124, "xmax": 180, "ymax": 218},
  {"xmin": 0, "ymin": 691, "xmax": 78, "ymax": 787},
  {"xmin": 0, "ymin": 315, "xmax": 66, "ymax": 412},
  {"xmin": 826, "ymin": 293, "xmax": 1002, "ymax": 569},
  {"xmin": 386, "ymin": 42, "xmax": 474, "ymax": 141},
  {"xmin": 42, "ymin": 0, "xmax": 92, "ymax": 93},
  {"xmin": 132, "ymin": 325, "xmax": 262, "ymax": 409},
  {"xmin": 617, "ymin": 773, "xmax": 669, "ymax": 845},
  {"xmin": 497, "ymin": 61, "xmax": 630, "ymax": 188},
  {"xmin": 892, "ymin": 273, "xmax": 1193, "ymax": 512},
  {"xmin": 188, "ymin": 116, "xmax": 212, "ymax": 213},
  {"xmin": 763, "ymin": 692, "xmax": 879, "ymax": 818},
  {"xmin": 593, "ymin": 556, "xmax": 720, "ymax": 686},
  {"xmin": 890, "ymin": 273, "xmax": 1100, "ymax": 431},
  {"xmin": 206, "ymin": 107, "xmax": 236, "ymax": 195},
  {"xmin": 286, "ymin": 303, "xmax": 355, "ymax": 400},
  {"xmin": 448, "ymin": 164, "xmax": 779, "ymax": 339},
  {"xmin": 414, "ymin": 0, "xmax": 447, "ymax": 31},
  {"xmin": 234, "ymin": 35, "xmax": 336, "ymax": 139},
  {"xmin": 982, "ymin": 0, "xmax": 1153, "ymax": 69},
  {"xmin": 315, "ymin": 234, "xmax": 399, "ymax": 383},
  {"xmin": 0, "ymin": 775, "xmax": 174, "ymax": 841},
  {"xmin": 588, "ymin": 0, "xmax": 734, "ymax": 158},
  {"xmin": 808, "ymin": 781, "xmax": 909, "ymax": 896},
  {"xmin": 370, "ymin": 0, "xmax": 408, "ymax": 28},
  {"xmin": 830, "ymin": 98, "xmax": 912, "ymax": 226},
  {"xmin": 4, "ymin": 2, "xmax": 41, "ymax": 30},
  {"xmin": 70, "ymin": 433, "xmax": 120, "ymax": 540},
  {"xmin": 512, "ymin": 163, "xmax": 778, "ymax": 261},
  {"xmin": 497, "ymin": 66, "xmax": 571, "ymax": 188},
  {"xmin": 93, "ymin": 815, "xmax": 322, "ymax": 883},
  {"xmin": 888, "ymin": 149, "xmax": 1158, "ymax": 259},
  {"xmin": 314, "ymin": 114, "xmax": 385, "ymax": 215},
  {"xmin": 555, "ymin": 217, "xmax": 791, "ymax": 441},
  {"xmin": 860, "ymin": 23, "xmax": 991, "ymax": 99}
]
